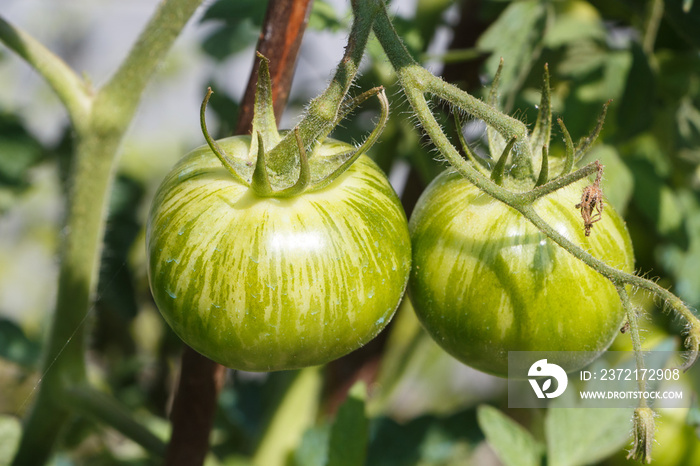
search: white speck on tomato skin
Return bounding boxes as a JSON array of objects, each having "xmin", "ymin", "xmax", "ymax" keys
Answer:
[
  {"xmin": 368, "ymin": 290, "xmax": 375, "ymax": 299},
  {"xmin": 166, "ymin": 288, "xmax": 177, "ymax": 299}
]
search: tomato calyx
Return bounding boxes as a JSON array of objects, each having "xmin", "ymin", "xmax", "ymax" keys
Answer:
[
  {"xmin": 456, "ymin": 62, "xmax": 609, "ymax": 193},
  {"xmin": 200, "ymin": 53, "xmax": 389, "ymax": 198},
  {"xmin": 628, "ymin": 407, "xmax": 655, "ymax": 463}
]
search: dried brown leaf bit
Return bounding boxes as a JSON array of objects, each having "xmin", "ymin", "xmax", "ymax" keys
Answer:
[{"xmin": 576, "ymin": 161, "xmax": 604, "ymax": 236}]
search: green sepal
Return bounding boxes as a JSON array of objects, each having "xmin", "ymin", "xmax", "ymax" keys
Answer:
[
  {"xmin": 453, "ymin": 110, "xmax": 491, "ymax": 175},
  {"xmin": 250, "ymin": 129, "xmax": 309, "ymax": 198},
  {"xmin": 530, "ymin": 64, "xmax": 552, "ymax": 160},
  {"xmin": 249, "ymin": 53, "xmax": 281, "ymax": 160},
  {"xmin": 535, "ymin": 144, "xmax": 549, "ymax": 187},
  {"xmin": 200, "ymin": 87, "xmax": 250, "ymax": 186},
  {"xmin": 201, "ymin": 61, "xmax": 389, "ymax": 198},
  {"xmin": 557, "ymin": 118, "xmax": 574, "ymax": 176},
  {"xmin": 490, "ymin": 137, "xmax": 516, "ymax": 185},
  {"xmin": 307, "ymin": 89, "xmax": 390, "ymax": 192},
  {"xmin": 574, "ymin": 100, "xmax": 610, "ymax": 162},
  {"xmin": 487, "ymin": 58, "xmax": 507, "ymax": 158},
  {"xmin": 251, "ymin": 132, "xmax": 274, "ymax": 196}
]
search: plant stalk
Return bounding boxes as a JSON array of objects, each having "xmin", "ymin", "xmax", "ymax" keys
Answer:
[
  {"xmin": 0, "ymin": 16, "xmax": 92, "ymax": 131},
  {"xmin": 165, "ymin": 1, "xmax": 313, "ymax": 464},
  {"xmin": 362, "ymin": 0, "xmax": 700, "ymax": 364},
  {"xmin": 9, "ymin": 1, "xmax": 202, "ymax": 463}
]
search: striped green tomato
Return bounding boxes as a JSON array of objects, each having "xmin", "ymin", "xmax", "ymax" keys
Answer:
[
  {"xmin": 147, "ymin": 136, "xmax": 411, "ymax": 372},
  {"xmin": 408, "ymin": 170, "xmax": 634, "ymax": 377}
]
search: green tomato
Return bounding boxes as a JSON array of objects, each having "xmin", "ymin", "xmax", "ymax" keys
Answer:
[
  {"xmin": 147, "ymin": 136, "xmax": 411, "ymax": 371},
  {"xmin": 408, "ymin": 170, "xmax": 634, "ymax": 377}
]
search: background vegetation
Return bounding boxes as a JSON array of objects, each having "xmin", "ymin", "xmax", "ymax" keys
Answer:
[{"xmin": 1, "ymin": 0, "xmax": 699, "ymax": 464}]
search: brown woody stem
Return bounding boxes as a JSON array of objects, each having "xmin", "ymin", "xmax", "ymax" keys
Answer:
[{"xmin": 165, "ymin": 1, "xmax": 313, "ymax": 465}]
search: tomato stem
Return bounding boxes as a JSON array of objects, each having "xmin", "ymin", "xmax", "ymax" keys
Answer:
[
  {"xmin": 307, "ymin": 89, "xmax": 390, "ymax": 192},
  {"xmin": 63, "ymin": 385, "xmax": 167, "ymax": 456},
  {"xmin": 0, "ymin": 16, "xmax": 92, "ymax": 132},
  {"xmin": 615, "ymin": 286, "xmax": 649, "ymax": 398},
  {"xmin": 264, "ymin": 0, "xmax": 378, "ymax": 174},
  {"xmin": 628, "ymin": 407, "xmax": 656, "ymax": 463},
  {"xmin": 6, "ymin": 1, "xmax": 203, "ymax": 463},
  {"xmin": 362, "ymin": 0, "xmax": 700, "ymax": 372}
]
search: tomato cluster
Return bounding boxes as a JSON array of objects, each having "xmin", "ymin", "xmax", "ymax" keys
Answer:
[{"xmin": 147, "ymin": 87, "xmax": 633, "ymax": 375}]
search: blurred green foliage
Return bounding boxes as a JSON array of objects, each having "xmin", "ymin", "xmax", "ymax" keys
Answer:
[{"xmin": 1, "ymin": 0, "xmax": 699, "ymax": 465}]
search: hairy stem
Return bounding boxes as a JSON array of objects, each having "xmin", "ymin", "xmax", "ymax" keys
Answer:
[
  {"xmin": 0, "ymin": 16, "xmax": 92, "ymax": 131},
  {"xmin": 166, "ymin": 1, "xmax": 313, "ymax": 464},
  {"xmin": 11, "ymin": 1, "xmax": 202, "ymax": 463},
  {"xmin": 236, "ymin": 0, "xmax": 314, "ymax": 133},
  {"xmin": 363, "ymin": 0, "xmax": 700, "ymax": 364},
  {"xmin": 266, "ymin": 0, "xmax": 379, "ymax": 172},
  {"xmin": 615, "ymin": 286, "xmax": 648, "ymax": 398}
]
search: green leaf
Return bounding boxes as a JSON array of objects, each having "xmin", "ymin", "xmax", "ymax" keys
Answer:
[
  {"xmin": 664, "ymin": 0, "xmax": 700, "ymax": 48},
  {"xmin": 617, "ymin": 44, "xmax": 655, "ymax": 138},
  {"xmin": 544, "ymin": 1, "xmax": 606, "ymax": 48},
  {"xmin": 677, "ymin": 97, "xmax": 700, "ymax": 160},
  {"xmin": 201, "ymin": 21, "xmax": 261, "ymax": 61},
  {"xmin": 629, "ymin": 161, "xmax": 684, "ymax": 236},
  {"xmin": 658, "ymin": 190, "xmax": 700, "ymax": 307},
  {"xmin": 204, "ymin": 81, "xmax": 241, "ymax": 139},
  {"xmin": 199, "ymin": 0, "xmax": 268, "ymax": 61},
  {"xmin": 0, "ymin": 113, "xmax": 45, "ymax": 189},
  {"xmin": 201, "ymin": 0, "xmax": 268, "ymax": 24},
  {"xmin": 366, "ymin": 409, "xmax": 483, "ymax": 465},
  {"xmin": 0, "ymin": 317, "xmax": 41, "ymax": 368},
  {"xmin": 309, "ymin": 0, "xmax": 344, "ymax": 32},
  {"xmin": 476, "ymin": 405, "xmax": 543, "ymax": 466},
  {"xmin": 545, "ymin": 403, "xmax": 632, "ymax": 466},
  {"xmin": 253, "ymin": 368, "xmax": 322, "ymax": 466},
  {"xmin": 575, "ymin": 50, "xmax": 632, "ymax": 103},
  {"xmin": 557, "ymin": 40, "xmax": 607, "ymax": 80},
  {"xmin": 0, "ymin": 415, "xmax": 21, "ymax": 465},
  {"xmin": 327, "ymin": 382, "xmax": 369, "ymax": 466},
  {"xmin": 477, "ymin": 0, "xmax": 547, "ymax": 109}
]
